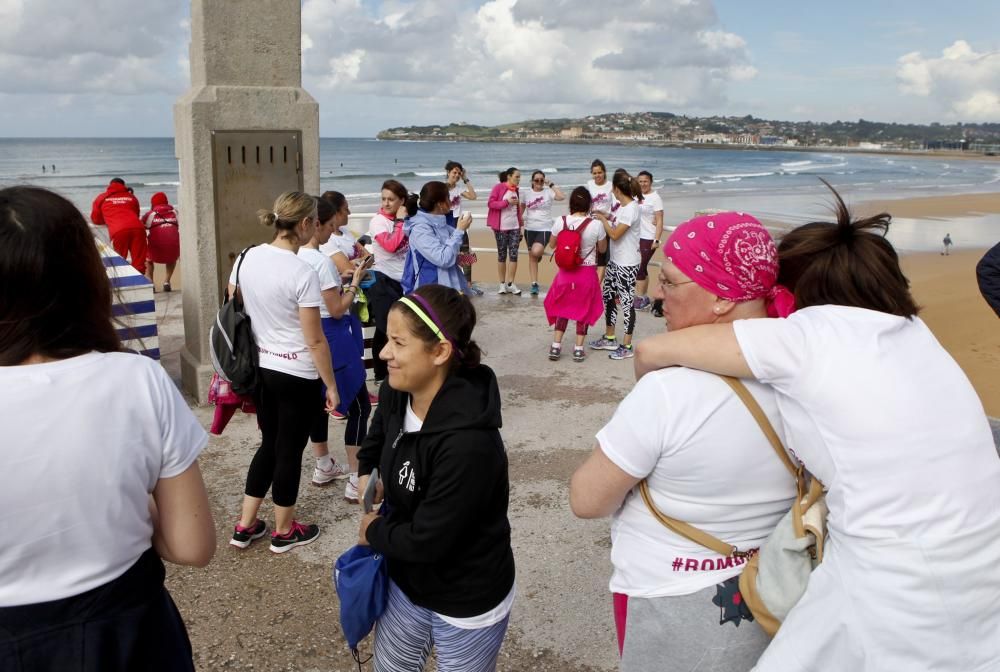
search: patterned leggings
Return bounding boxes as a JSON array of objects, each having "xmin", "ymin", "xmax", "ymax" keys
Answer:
[
  {"xmin": 603, "ymin": 262, "xmax": 639, "ymax": 336},
  {"xmin": 374, "ymin": 580, "xmax": 510, "ymax": 672},
  {"xmin": 494, "ymin": 229, "xmax": 522, "ymax": 263}
]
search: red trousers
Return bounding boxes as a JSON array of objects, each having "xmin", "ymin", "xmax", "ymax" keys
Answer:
[{"xmin": 111, "ymin": 228, "xmax": 148, "ymax": 274}]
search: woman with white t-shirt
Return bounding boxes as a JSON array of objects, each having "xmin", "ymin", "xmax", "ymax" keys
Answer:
[
  {"xmin": 543, "ymin": 186, "xmax": 606, "ymax": 362},
  {"xmin": 318, "ymin": 190, "xmax": 366, "ymax": 277},
  {"xmin": 0, "ymin": 186, "xmax": 215, "ymax": 670},
  {"xmin": 229, "ymin": 191, "xmax": 339, "ymax": 554},
  {"xmin": 367, "ymin": 179, "xmax": 410, "ymax": 386},
  {"xmin": 590, "ymin": 171, "xmax": 643, "ymax": 361},
  {"xmin": 587, "ymin": 159, "xmax": 614, "ymax": 272},
  {"xmin": 445, "ymin": 160, "xmax": 478, "ymax": 288},
  {"xmin": 356, "ymin": 284, "xmax": 515, "ymax": 671},
  {"xmin": 635, "ymin": 193, "xmax": 1000, "ymax": 672},
  {"xmin": 520, "ymin": 169, "xmax": 565, "ymax": 296},
  {"xmin": 570, "ymin": 211, "xmax": 797, "ymax": 672},
  {"xmin": 300, "ymin": 196, "xmax": 372, "ymax": 504},
  {"xmin": 486, "ymin": 167, "xmax": 524, "ymax": 295},
  {"xmin": 634, "ymin": 171, "xmax": 664, "ymax": 310}
]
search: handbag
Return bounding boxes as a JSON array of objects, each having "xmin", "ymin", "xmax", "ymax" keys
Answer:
[
  {"xmin": 638, "ymin": 375, "xmax": 827, "ymax": 636},
  {"xmin": 457, "ymin": 251, "xmax": 478, "ymax": 267}
]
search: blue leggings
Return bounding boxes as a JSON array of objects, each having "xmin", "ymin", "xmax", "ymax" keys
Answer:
[{"xmin": 374, "ymin": 581, "xmax": 510, "ymax": 672}]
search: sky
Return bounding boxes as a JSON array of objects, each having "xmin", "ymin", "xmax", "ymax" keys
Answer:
[{"xmin": 0, "ymin": 0, "xmax": 998, "ymax": 137}]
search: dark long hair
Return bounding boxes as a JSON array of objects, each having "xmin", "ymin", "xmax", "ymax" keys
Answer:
[
  {"xmin": 568, "ymin": 187, "xmax": 592, "ymax": 215},
  {"xmin": 392, "ymin": 284, "xmax": 482, "ymax": 369},
  {"xmin": 405, "ymin": 181, "xmax": 450, "ymax": 217},
  {"xmin": 0, "ymin": 186, "xmax": 120, "ymax": 365},
  {"xmin": 777, "ymin": 179, "xmax": 919, "ymax": 317}
]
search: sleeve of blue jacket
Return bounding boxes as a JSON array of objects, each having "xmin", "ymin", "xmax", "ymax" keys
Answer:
[
  {"xmin": 409, "ymin": 222, "xmax": 464, "ymax": 268},
  {"xmin": 977, "ymin": 241, "xmax": 1000, "ymax": 318}
]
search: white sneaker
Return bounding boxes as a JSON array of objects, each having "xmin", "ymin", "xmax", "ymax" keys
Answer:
[
  {"xmin": 507, "ymin": 283, "xmax": 522, "ymax": 296},
  {"xmin": 497, "ymin": 283, "xmax": 507, "ymax": 295},
  {"xmin": 312, "ymin": 461, "xmax": 349, "ymax": 486},
  {"xmin": 344, "ymin": 473, "xmax": 360, "ymax": 503}
]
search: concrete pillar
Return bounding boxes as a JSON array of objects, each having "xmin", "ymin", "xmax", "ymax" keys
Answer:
[{"xmin": 174, "ymin": 0, "xmax": 319, "ymax": 400}]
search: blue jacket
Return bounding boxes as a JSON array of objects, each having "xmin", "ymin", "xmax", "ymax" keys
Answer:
[{"xmin": 401, "ymin": 210, "xmax": 468, "ymax": 293}]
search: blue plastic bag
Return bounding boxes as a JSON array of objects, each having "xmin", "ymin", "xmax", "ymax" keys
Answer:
[{"xmin": 334, "ymin": 544, "xmax": 388, "ymax": 654}]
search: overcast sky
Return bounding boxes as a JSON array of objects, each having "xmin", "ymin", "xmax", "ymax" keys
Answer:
[{"xmin": 0, "ymin": 0, "xmax": 998, "ymax": 137}]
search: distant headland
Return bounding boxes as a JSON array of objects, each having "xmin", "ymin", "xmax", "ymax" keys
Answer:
[{"xmin": 377, "ymin": 111, "xmax": 1000, "ymax": 156}]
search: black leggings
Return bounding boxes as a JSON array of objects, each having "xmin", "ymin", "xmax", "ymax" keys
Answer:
[
  {"xmin": 309, "ymin": 384, "xmax": 372, "ymax": 447},
  {"xmin": 368, "ymin": 273, "xmax": 403, "ymax": 381},
  {"xmin": 246, "ymin": 368, "xmax": 322, "ymax": 507}
]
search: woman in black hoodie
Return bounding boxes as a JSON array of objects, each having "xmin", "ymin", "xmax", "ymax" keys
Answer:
[{"xmin": 356, "ymin": 284, "xmax": 515, "ymax": 671}]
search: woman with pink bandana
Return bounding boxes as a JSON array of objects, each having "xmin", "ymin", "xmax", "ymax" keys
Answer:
[{"xmin": 570, "ymin": 212, "xmax": 797, "ymax": 672}]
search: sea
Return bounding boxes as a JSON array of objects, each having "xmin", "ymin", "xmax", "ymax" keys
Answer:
[{"xmin": 2, "ymin": 137, "xmax": 999, "ymax": 253}]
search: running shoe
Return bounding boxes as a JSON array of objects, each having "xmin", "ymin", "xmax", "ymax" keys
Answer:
[
  {"xmin": 651, "ymin": 301, "xmax": 664, "ymax": 318},
  {"xmin": 468, "ymin": 283, "xmax": 485, "ymax": 296},
  {"xmin": 312, "ymin": 461, "xmax": 349, "ymax": 486},
  {"xmin": 635, "ymin": 296, "xmax": 651, "ymax": 311},
  {"xmin": 507, "ymin": 283, "xmax": 522, "ymax": 296},
  {"xmin": 609, "ymin": 344, "xmax": 635, "ymax": 360},
  {"xmin": 162, "ymin": 282, "xmax": 172, "ymax": 293},
  {"xmin": 330, "ymin": 409, "xmax": 347, "ymax": 421},
  {"xmin": 368, "ymin": 392, "xmax": 379, "ymax": 407},
  {"xmin": 497, "ymin": 283, "xmax": 507, "ymax": 295},
  {"xmin": 548, "ymin": 345, "xmax": 561, "ymax": 361},
  {"xmin": 573, "ymin": 347, "xmax": 586, "ymax": 363},
  {"xmin": 269, "ymin": 521, "xmax": 321, "ymax": 554},
  {"xmin": 344, "ymin": 473, "xmax": 360, "ymax": 504},
  {"xmin": 530, "ymin": 282, "xmax": 540, "ymax": 296},
  {"xmin": 230, "ymin": 519, "xmax": 267, "ymax": 549},
  {"xmin": 589, "ymin": 336, "xmax": 618, "ymax": 351}
]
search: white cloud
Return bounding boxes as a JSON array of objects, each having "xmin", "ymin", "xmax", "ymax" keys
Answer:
[{"xmin": 896, "ymin": 40, "xmax": 1000, "ymax": 120}]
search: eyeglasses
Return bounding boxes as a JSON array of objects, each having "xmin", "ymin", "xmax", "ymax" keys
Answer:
[
  {"xmin": 658, "ymin": 278, "xmax": 696, "ymax": 291},
  {"xmin": 532, "ymin": 178, "xmax": 545, "ymax": 183}
]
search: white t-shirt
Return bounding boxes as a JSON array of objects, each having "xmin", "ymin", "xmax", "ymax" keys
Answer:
[
  {"xmin": 550, "ymin": 214, "xmax": 606, "ymax": 266},
  {"xmin": 608, "ymin": 200, "xmax": 641, "ymax": 267},
  {"xmin": 402, "ymin": 399, "xmax": 516, "ymax": 629},
  {"xmin": 499, "ymin": 189, "xmax": 519, "ymax": 231},
  {"xmin": 297, "ymin": 246, "xmax": 341, "ymax": 319},
  {"xmin": 587, "ymin": 180, "xmax": 614, "ymax": 216},
  {"xmin": 0, "ymin": 352, "xmax": 207, "ymax": 606},
  {"xmin": 320, "ymin": 230, "xmax": 359, "ymax": 262},
  {"xmin": 448, "ymin": 185, "xmax": 465, "ymax": 219},
  {"xmin": 368, "ymin": 213, "xmax": 407, "ymax": 281},
  {"xmin": 733, "ymin": 306, "xmax": 1000, "ymax": 671},
  {"xmin": 638, "ymin": 191, "xmax": 664, "ymax": 240},
  {"xmin": 597, "ymin": 369, "xmax": 796, "ymax": 598},
  {"xmin": 520, "ymin": 187, "xmax": 555, "ymax": 231},
  {"xmin": 229, "ymin": 244, "xmax": 322, "ymax": 379}
]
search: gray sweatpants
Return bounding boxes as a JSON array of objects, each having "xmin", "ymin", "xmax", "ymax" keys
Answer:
[{"xmin": 621, "ymin": 584, "xmax": 770, "ymax": 672}]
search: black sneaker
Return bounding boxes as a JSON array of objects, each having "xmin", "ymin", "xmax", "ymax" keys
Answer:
[
  {"xmin": 269, "ymin": 521, "xmax": 321, "ymax": 554},
  {"xmin": 230, "ymin": 519, "xmax": 267, "ymax": 549}
]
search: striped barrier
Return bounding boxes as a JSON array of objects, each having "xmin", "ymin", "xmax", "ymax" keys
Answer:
[{"xmin": 94, "ymin": 236, "xmax": 160, "ymax": 360}]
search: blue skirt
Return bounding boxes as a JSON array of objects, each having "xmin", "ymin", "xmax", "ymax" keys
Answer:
[{"xmin": 322, "ymin": 314, "xmax": 366, "ymax": 415}]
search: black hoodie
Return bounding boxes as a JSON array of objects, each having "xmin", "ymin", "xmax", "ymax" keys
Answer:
[{"xmin": 357, "ymin": 364, "xmax": 515, "ymax": 618}]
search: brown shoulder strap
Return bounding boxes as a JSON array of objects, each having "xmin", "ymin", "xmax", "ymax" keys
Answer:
[
  {"xmin": 718, "ymin": 375, "xmax": 798, "ymax": 478},
  {"xmin": 638, "ymin": 481, "xmax": 737, "ymax": 557}
]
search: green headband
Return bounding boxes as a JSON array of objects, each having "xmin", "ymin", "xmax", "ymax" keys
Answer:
[{"xmin": 398, "ymin": 297, "xmax": 448, "ymax": 344}]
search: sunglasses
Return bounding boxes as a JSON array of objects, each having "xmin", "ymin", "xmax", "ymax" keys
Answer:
[{"xmin": 532, "ymin": 178, "xmax": 545, "ymax": 183}]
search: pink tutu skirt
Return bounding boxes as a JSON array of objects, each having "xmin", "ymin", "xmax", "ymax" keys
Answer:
[{"xmin": 544, "ymin": 264, "xmax": 604, "ymax": 327}]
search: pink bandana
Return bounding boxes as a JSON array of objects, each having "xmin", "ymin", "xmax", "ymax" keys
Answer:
[{"xmin": 665, "ymin": 212, "xmax": 795, "ymax": 318}]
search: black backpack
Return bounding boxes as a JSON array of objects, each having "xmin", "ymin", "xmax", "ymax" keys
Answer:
[{"xmin": 209, "ymin": 246, "xmax": 259, "ymax": 395}]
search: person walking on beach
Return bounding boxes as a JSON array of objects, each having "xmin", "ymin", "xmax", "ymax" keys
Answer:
[
  {"xmin": 402, "ymin": 181, "xmax": 472, "ymax": 292},
  {"xmin": 635, "ymin": 189, "xmax": 1000, "ymax": 672},
  {"xmin": 588, "ymin": 159, "xmax": 614, "ymax": 278},
  {"xmin": 445, "ymin": 161, "xmax": 479, "ymax": 291},
  {"xmin": 0, "ymin": 186, "xmax": 215, "ymax": 671},
  {"xmin": 633, "ymin": 171, "xmax": 664, "ymax": 311},
  {"xmin": 90, "ymin": 177, "xmax": 147, "ymax": 274},
  {"xmin": 229, "ymin": 191, "xmax": 338, "ymax": 554},
  {"xmin": 942, "ymin": 232, "xmax": 953, "ymax": 255},
  {"xmin": 487, "ymin": 168, "xmax": 524, "ymax": 295},
  {"xmin": 590, "ymin": 172, "xmax": 643, "ymax": 360},
  {"xmin": 299, "ymin": 195, "xmax": 372, "ymax": 502},
  {"xmin": 521, "ymin": 169, "xmax": 566, "ymax": 296},
  {"xmin": 142, "ymin": 192, "xmax": 180, "ymax": 292},
  {"xmin": 367, "ymin": 179, "xmax": 410, "ymax": 388},
  {"xmin": 356, "ymin": 285, "xmax": 515, "ymax": 672},
  {"xmin": 544, "ymin": 187, "xmax": 606, "ymax": 362},
  {"xmin": 570, "ymin": 212, "xmax": 796, "ymax": 671}
]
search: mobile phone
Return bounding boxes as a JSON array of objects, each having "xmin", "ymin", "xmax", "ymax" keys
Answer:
[
  {"xmin": 363, "ymin": 468, "xmax": 380, "ymax": 514},
  {"xmin": 361, "ymin": 255, "xmax": 375, "ymax": 269}
]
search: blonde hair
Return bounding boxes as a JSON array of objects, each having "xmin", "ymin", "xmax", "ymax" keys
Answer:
[{"xmin": 258, "ymin": 191, "xmax": 316, "ymax": 242}]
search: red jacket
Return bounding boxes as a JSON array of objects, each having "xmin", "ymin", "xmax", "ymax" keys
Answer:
[{"xmin": 90, "ymin": 183, "xmax": 142, "ymax": 237}]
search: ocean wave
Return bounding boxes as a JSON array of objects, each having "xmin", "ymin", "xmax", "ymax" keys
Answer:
[
  {"xmin": 711, "ymin": 171, "xmax": 775, "ymax": 179},
  {"xmin": 783, "ymin": 162, "xmax": 848, "ymax": 173},
  {"xmin": 142, "ymin": 181, "xmax": 180, "ymax": 187},
  {"xmin": 781, "ymin": 160, "xmax": 813, "ymax": 168}
]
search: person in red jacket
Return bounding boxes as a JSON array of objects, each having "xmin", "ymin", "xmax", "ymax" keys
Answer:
[{"xmin": 90, "ymin": 178, "xmax": 147, "ymax": 273}]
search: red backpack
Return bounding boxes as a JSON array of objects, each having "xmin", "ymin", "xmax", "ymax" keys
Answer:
[{"xmin": 553, "ymin": 216, "xmax": 593, "ymax": 270}]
